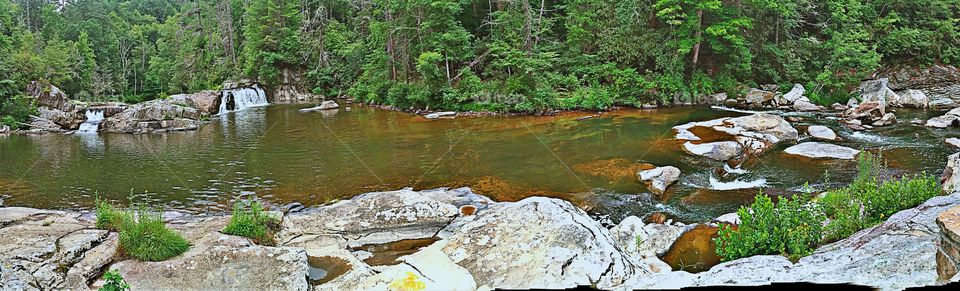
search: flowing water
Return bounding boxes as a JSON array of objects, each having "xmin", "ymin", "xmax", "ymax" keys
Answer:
[
  {"xmin": 77, "ymin": 110, "xmax": 104, "ymax": 133},
  {"xmin": 0, "ymin": 105, "xmax": 955, "ymax": 224},
  {"xmin": 219, "ymin": 86, "xmax": 268, "ymax": 114}
]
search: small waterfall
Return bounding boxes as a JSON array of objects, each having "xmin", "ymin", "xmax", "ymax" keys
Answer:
[
  {"xmin": 708, "ymin": 174, "xmax": 767, "ymax": 190},
  {"xmin": 78, "ymin": 110, "xmax": 104, "ymax": 133},
  {"xmin": 220, "ymin": 85, "xmax": 268, "ymax": 114}
]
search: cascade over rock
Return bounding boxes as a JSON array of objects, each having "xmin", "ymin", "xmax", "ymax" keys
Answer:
[{"xmin": 220, "ymin": 85, "xmax": 268, "ymax": 114}]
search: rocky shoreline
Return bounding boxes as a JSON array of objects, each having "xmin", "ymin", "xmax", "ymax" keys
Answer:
[{"xmin": 2, "ymin": 187, "xmax": 959, "ymax": 290}]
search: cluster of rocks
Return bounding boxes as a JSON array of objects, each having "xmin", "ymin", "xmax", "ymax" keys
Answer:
[
  {"xmin": 99, "ymin": 91, "xmax": 221, "ymax": 134},
  {"xmin": 3, "ymin": 186, "xmax": 959, "ymax": 290},
  {"xmin": 674, "ymin": 113, "xmax": 799, "ymax": 161}
]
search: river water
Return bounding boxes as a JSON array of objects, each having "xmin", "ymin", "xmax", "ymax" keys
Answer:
[{"xmin": 0, "ymin": 104, "xmax": 955, "ymax": 223}]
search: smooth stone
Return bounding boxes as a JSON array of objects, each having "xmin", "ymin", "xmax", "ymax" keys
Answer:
[
  {"xmin": 424, "ymin": 111, "xmax": 456, "ymax": 119},
  {"xmin": 807, "ymin": 125, "xmax": 838, "ymax": 141},
  {"xmin": 783, "ymin": 142, "xmax": 860, "ymax": 159},
  {"xmin": 683, "ymin": 141, "xmax": 743, "ymax": 161},
  {"xmin": 946, "ymin": 138, "xmax": 960, "ymax": 149},
  {"xmin": 782, "ymin": 84, "xmax": 805, "ymax": 103},
  {"xmin": 299, "ymin": 100, "xmax": 340, "ymax": 112},
  {"xmin": 637, "ymin": 166, "xmax": 681, "ymax": 194},
  {"xmin": 793, "ymin": 99, "xmax": 822, "ymax": 112}
]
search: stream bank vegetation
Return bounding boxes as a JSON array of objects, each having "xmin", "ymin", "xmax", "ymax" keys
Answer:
[
  {"xmin": 715, "ymin": 152, "xmax": 941, "ymax": 262},
  {"xmin": 0, "ymin": 0, "xmax": 957, "ymax": 122},
  {"xmin": 222, "ymin": 198, "xmax": 282, "ymax": 245},
  {"xmin": 95, "ymin": 198, "xmax": 190, "ymax": 261}
]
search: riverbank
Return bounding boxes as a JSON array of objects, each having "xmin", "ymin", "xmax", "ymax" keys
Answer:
[{"xmin": 2, "ymin": 187, "xmax": 959, "ymax": 290}]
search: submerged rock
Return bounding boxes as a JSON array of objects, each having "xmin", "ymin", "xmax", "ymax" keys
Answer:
[
  {"xmin": 807, "ymin": 125, "xmax": 838, "ymax": 141},
  {"xmin": 637, "ymin": 166, "xmax": 681, "ymax": 194},
  {"xmin": 783, "ymin": 142, "xmax": 860, "ymax": 159},
  {"xmin": 299, "ymin": 101, "xmax": 340, "ymax": 113},
  {"xmin": 424, "ymin": 111, "xmax": 456, "ymax": 119}
]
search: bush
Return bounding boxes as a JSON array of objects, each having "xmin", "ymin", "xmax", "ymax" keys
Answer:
[
  {"xmin": 99, "ymin": 269, "xmax": 130, "ymax": 291},
  {"xmin": 222, "ymin": 199, "xmax": 281, "ymax": 245},
  {"xmin": 0, "ymin": 94, "xmax": 37, "ymax": 129},
  {"xmin": 714, "ymin": 193, "xmax": 824, "ymax": 262}
]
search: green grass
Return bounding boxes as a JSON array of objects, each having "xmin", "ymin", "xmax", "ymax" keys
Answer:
[
  {"xmin": 222, "ymin": 199, "xmax": 281, "ymax": 245},
  {"xmin": 95, "ymin": 199, "xmax": 190, "ymax": 262},
  {"xmin": 715, "ymin": 151, "xmax": 941, "ymax": 262},
  {"xmin": 117, "ymin": 207, "xmax": 190, "ymax": 261}
]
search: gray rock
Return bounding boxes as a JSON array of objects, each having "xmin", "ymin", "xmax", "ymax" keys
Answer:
[
  {"xmin": 927, "ymin": 115, "xmax": 960, "ymax": 128},
  {"xmin": 610, "ymin": 216, "xmax": 686, "ymax": 258},
  {"xmin": 432, "ymin": 197, "xmax": 660, "ymax": 289},
  {"xmin": 100, "ymin": 99, "xmax": 203, "ymax": 133},
  {"xmin": 807, "ymin": 125, "xmax": 838, "ymax": 141},
  {"xmin": 793, "ymin": 99, "xmax": 822, "ymax": 112},
  {"xmin": 872, "ymin": 112, "xmax": 897, "ymax": 127},
  {"xmin": 947, "ymin": 138, "xmax": 960, "ymax": 149},
  {"xmin": 169, "ymin": 91, "xmax": 221, "ymax": 114},
  {"xmin": 782, "ymin": 84, "xmax": 805, "ymax": 103},
  {"xmin": 745, "ymin": 89, "xmax": 775, "ymax": 106},
  {"xmin": 859, "ymin": 78, "xmax": 900, "ymax": 105},
  {"xmin": 784, "ymin": 142, "xmax": 860, "ymax": 159},
  {"xmin": 944, "ymin": 153, "xmax": 960, "ymax": 193},
  {"xmin": 683, "ymin": 141, "xmax": 743, "ymax": 161},
  {"xmin": 893, "ymin": 89, "xmax": 929, "ymax": 108},
  {"xmin": 299, "ymin": 101, "xmax": 340, "ymax": 112},
  {"xmin": 713, "ymin": 212, "xmax": 741, "ymax": 225},
  {"xmin": 637, "ymin": 166, "xmax": 681, "ymax": 194},
  {"xmin": 279, "ymin": 187, "xmax": 493, "ymax": 247},
  {"xmin": 930, "ymin": 97, "xmax": 958, "ymax": 110},
  {"xmin": 113, "ymin": 233, "xmax": 309, "ymax": 290}
]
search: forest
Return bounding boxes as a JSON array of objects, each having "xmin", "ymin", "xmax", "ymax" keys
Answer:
[{"xmin": 1, "ymin": 0, "xmax": 958, "ymax": 125}]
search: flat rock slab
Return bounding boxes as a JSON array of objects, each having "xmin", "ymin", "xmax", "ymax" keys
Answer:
[
  {"xmin": 113, "ymin": 233, "xmax": 309, "ymax": 290},
  {"xmin": 279, "ymin": 187, "xmax": 493, "ymax": 247},
  {"xmin": 784, "ymin": 142, "xmax": 860, "ymax": 159},
  {"xmin": 807, "ymin": 125, "xmax": 838, "ymax": 141}
]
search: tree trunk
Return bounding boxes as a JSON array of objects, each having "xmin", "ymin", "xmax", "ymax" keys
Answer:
[{"xmin": 692, "ymin": 9, "xmax": 703, "ymax": 66}]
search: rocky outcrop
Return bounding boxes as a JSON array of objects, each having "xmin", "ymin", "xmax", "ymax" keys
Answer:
[
  {"xmin": 27, "ymin": 82, "xmax": 76, "ymax": 112},
  {"xmin": 627, "ymin": 192, "xmax": 960, "ymax": 290},
  {"xmin": 807, "ymin": 125, "xmax": 837, "ymax": 141},
  {"xmin": 38, "ymin": 107, "xmax": 85, "ymax": 130},
  {"xmin": 169, "ymin": 91, "xmax": 221, "ymax": 115},
  {"xmin": 675, "ymin": 114, "xmax": 799, "ymax": 161},
  {"xmin": 273, "ymin": 68, "xmax": 323, "ymax": 103},
  {"xmin": 938, "ymin": 205, "xmax": 960, "ymax": 281},
  {"xmin": 858, "ymin": 78, "xmax": 900, "ymax": 106},
  {"xmin": 783, "ymin": 142, "xmax": 860, "ymax": 159},
  {"xmin": 100, "ymin": 99, "xmax": 203, "ymax": 134},
  {"xmin": 637, "ymin": 166, "xmax": 681, "ymax": 194},
  {"xmin": 876, "ymin": 64, "xmax": 960, "ymax": 106},
  {"xmin": 610, "ymin": 216, "xmax": 688, "ymax": 258}
]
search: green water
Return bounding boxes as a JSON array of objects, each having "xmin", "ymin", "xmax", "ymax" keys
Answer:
[{"xmin": 0, "ymin": 104, "xmax": 955, "ymax": 222}]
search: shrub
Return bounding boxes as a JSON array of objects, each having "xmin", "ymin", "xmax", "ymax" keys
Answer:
[
  {"xmin": 714, "ymin": 193, "xmax": 824, "ymax": 262},
  {"xmin": 99, "ymin": 269, "xmax": 130, "ymax": 291},
  {"xmin": 117, "ymin": 207, "xmax": 190, "ymax": 262},
  {"xmin": 222, "ymin": 199, "xmax": 281, "ymax": 245}
]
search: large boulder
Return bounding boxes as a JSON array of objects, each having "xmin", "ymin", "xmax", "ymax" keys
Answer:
[
  {"xmin": 430, "ymin": 197, "xmax": 662, "ymax": 289},
  {"xmin": 299, "ymin": 100, "xmax": 340, "ymax": 113},
  {"xmin": 893, "ymin": 89, "xmax": 930, "ymax": 108},
  {"xmin": 279, "ymin": 187, "xmax": 493, "ymax": 247},
  {"xmin": 859, "ymin": 78, "xmax": 900, "ymax": 105},
  {"xmin": 781, "ymin": 84, "xmax": 805, "ymax": 104},
  {"xmin": 793, "ymin": 98, "xmax": 823, "ymax": 112},
  {"xmin": 26, "ymin": 82, "xmax": 75, "ymax": 112},
  {"xmin": 170, "ymin": 91, "xmax": 221, "ymax": 114},
  {"xmin": 38, "ymin": 107, "xmax": 85, "ymax": 130},
  {"xmin": 745, "ymin": 89, "xmax": 776, "ymax": 107},
  {"xmin": 844, "ymin": 101, "xmax": 886, "ymax": 123},
  {"xmin": 637, "ymin": 166, "xmax": 681, "ymax": 194},
  {"xmin": 877, "ymin": 64, "xmax": 960, "ymax": 105},
  {"xmin": 927, "ymin": 108, "xmax": 960, "ymax": 128}
]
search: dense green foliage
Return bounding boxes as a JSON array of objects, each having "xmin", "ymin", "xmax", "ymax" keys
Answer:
[
  {"xmin": 1, "ymin": 0, "xmax": 957, "ymax": 111},
  {"xmin": 715, "ymin": 152, "xmax": 942, "ymax": 262},
  {"xmin": 98, "ymin": 270, "xmax": 130, "ymax": 291},
  {"xmin": 95, "ymin": 200, "xmax": 190, "ymax": 261},
  {"xmin": 820, "ymin": 152, "xmax": 941, "ymax": 241},
  {"xmin": 714, "ymin": 193, "xmax": 824, "ymax": 262},
  {"xmin": 222, "ymin": 199, "xmax": 281, "ymax": 245}
]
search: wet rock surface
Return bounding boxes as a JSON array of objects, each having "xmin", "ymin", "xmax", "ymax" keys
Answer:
[
  {"xmin": 784, "ymin": 142, "xmax": 860, "ymax": 159},
  {"xmin": 637, "ymin": 166, "xmax": 681, "ymax": 194},
  {"xmin": 675, "ymin": 113, "xmax": 798, "ymax": 161}
]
